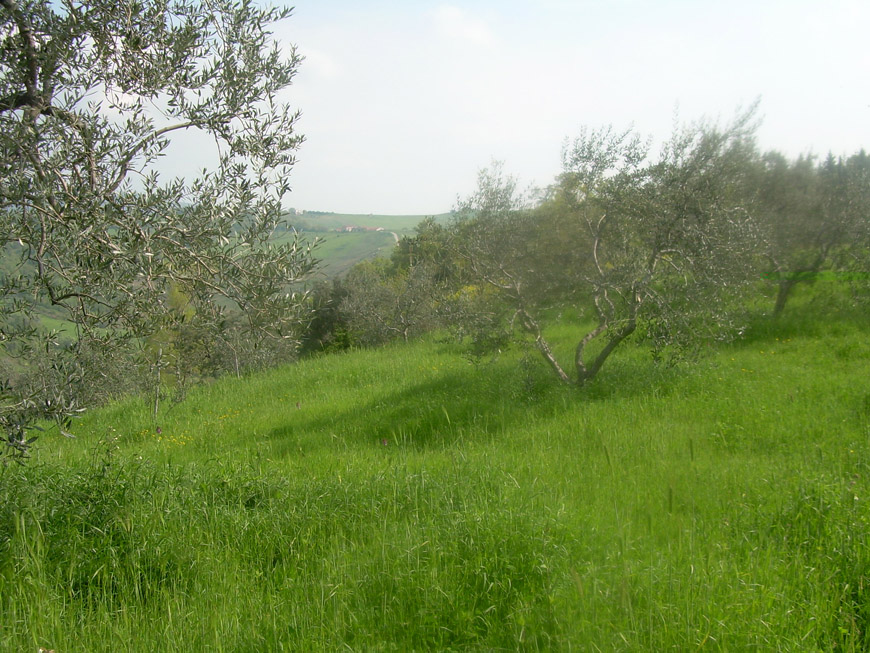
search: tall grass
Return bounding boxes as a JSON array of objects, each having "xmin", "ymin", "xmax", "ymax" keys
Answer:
[{"xmin": 2, "ymin": 285, "xmax": 869, "ymax": 650}]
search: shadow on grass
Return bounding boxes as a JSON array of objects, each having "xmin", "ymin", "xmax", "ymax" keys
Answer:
[
  {"xmin": 739, "ymin": 285, "xmax": 869, "ymax": 345},
  {"xmin": 265, "ymin": 369, "xmax": 533, "ymax": 455},
  {"xmin": 263, "ymin": 349, "xmax": 698, "ymax": 458}
]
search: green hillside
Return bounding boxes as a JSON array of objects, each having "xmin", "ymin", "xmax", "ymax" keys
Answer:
[
  {"xmin": 289, "ymin": 211, "xmax": 451, "ymax": 236},
  {"xmin": 301, "ymin": 229, "xmax": 398, "ymax": 278},
  {"xmin": 275, "ymin": 212, "xmax": 450, "ymax": 279},
  {"xmin": 3, "ymin": 288, "xmax": 870, "ymax": 650}
]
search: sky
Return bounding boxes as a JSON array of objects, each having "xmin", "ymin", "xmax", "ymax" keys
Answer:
[{"xmin": 216, "ymin": 1, "xmax": 870, "ymax": 215}]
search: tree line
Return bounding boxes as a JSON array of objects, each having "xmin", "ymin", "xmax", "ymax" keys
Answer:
[{"xmin": 307, "ymin": 108, "xmax": 870, "ymax": 386}]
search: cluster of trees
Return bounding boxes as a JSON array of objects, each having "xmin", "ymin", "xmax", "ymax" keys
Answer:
[
  {"xmin": 303, "ymin": 217, "xmax": 455, "ymax": 352},
  {"xmin": 310, "ymin": 107, "xmax": 870, "ymax": 387},
  {"xmin": 2, "ymin": 2, "xmax": 868, "ymax": 465}
]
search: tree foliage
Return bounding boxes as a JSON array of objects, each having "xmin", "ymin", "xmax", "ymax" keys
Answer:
[
  {"xmin": 0, "ymin": 0, "xmax": 316, "ymax": 462},
  {"xmin": 339, "ymin": 258, "xmax": 442, "ymax": 346}
]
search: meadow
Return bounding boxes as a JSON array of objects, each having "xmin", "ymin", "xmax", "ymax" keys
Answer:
[{"xmin": 1, "ymin": 286, "xmax": 869, "ymax": 651}]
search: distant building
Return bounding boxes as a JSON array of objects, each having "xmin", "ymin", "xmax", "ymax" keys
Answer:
[{"xmin": 335, "ymin": 225, "xmax": 386, "ymax": 233}]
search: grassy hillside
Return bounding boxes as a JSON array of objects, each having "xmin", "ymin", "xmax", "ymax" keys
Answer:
[
  {"xmin": 2, "ymin": 289, "xmax": 870, "ymax": 650},
  {"xmin": 282, "ymin": 212, "xmax": 450, "ymax": 278},
  {"xmin": 304, "ymin": 229, "xmax": 398, "ymax": 278}
]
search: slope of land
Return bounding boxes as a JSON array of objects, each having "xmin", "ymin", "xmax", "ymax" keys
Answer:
[
  {"xmin": 283, "ymin": 211, "xmax": 450, "ymax": 278},
  {"xmin": 3, "ymin": 287, "xmax": 869, "ymax": 650},
  {"xmin": 302, "ymin": 229, "xmax": 399, "ymax": 278}
]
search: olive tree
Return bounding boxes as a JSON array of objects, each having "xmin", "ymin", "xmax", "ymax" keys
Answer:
[
  {"xmin": 754, "ymin": 150, "xmax": 870, "ymax": 316},
  {"xmin": 454, "ymin": 112, "xmax": 760, "ymax": 386},
  {"xmin": 0, "ymin": 0, "xmax": 316, "ymax": 462},
  {"xmin": 844, "ymin": 152, "xmax": 870, "ymax": 302}
]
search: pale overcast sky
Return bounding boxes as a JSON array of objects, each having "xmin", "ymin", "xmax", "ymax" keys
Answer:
[{"xmin": 212, "ymin": 1, "xmax": 870, "ymax": 215}]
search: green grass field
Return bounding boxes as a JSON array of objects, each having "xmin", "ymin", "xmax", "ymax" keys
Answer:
[{"xmin": 2, "ymin": 286, "xmax": 869, "ymax": 650}]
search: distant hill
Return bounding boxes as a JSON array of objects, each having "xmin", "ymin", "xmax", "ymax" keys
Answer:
[
  {"xmin": 285, "ymin": 211, "xmax": 451, "ymax": 237},
  {"xmin": 304, "ymin": 230, "xmax": 398, "ymax": 279},
  {"xmin": 0, "ymin": 212, "xmax": 450, "ymax": 341},
  {"xmin": 280, "ymin": 211, "xmax": 453, "ymax": 279}
]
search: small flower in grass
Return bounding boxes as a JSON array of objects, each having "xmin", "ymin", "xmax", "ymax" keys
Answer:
[
  {"xmin": 381, "ymin": 438, "xmax": 388, "ymax": 446},
  {"xmin": 156, "ymin": 426, "xmax": 162, "ymax": 434}
]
